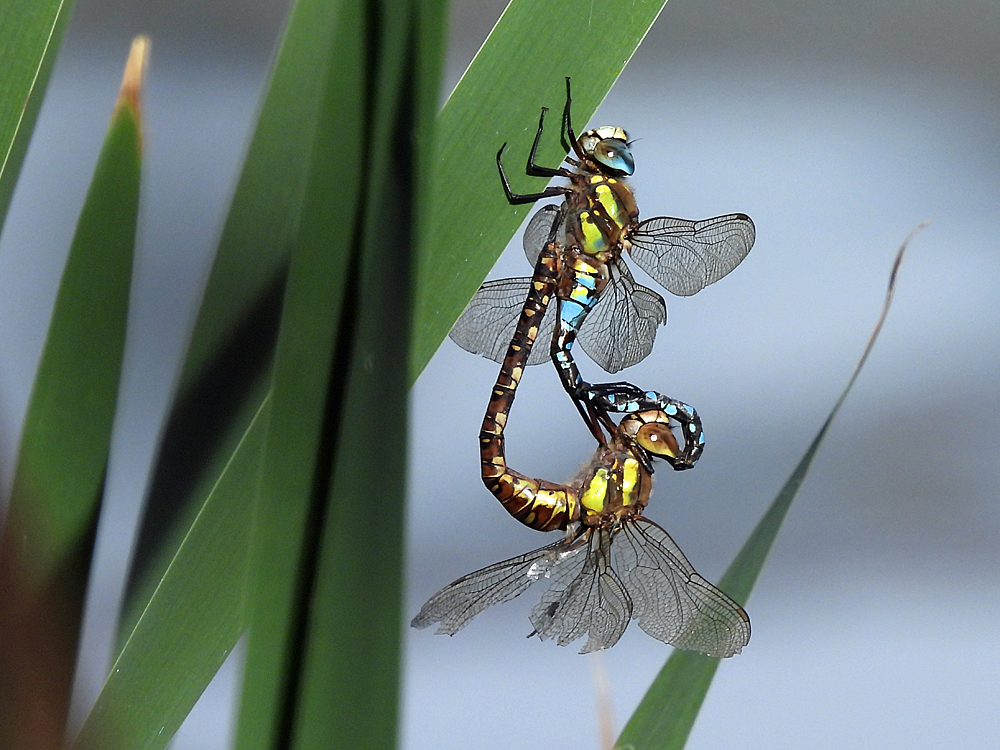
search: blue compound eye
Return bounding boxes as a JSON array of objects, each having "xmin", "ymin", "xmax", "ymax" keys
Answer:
[{"xmin": 594, "ymin": 139, "xmax": 634, "ymax": 176}]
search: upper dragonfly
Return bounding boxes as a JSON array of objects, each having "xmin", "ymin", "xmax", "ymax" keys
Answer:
[{"xmin": 450, "ymin": 78, "xmax": 755, "ymax": 443}]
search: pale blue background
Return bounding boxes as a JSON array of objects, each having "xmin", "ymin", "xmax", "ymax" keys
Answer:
[{"xmin": 0, "ymin": 1, "xmax": 997, "ymax": 748}]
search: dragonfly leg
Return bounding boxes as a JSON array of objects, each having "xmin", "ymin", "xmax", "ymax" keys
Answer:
[
  {"xmin": 573, "ymin": 395, "xmax": 611, "ymax": 446},
  {"xmin": 561, "ymin": 77, "xmax": 586, "ymax": 161},
  {"xmin": 496, "ymin": 143, "xmax": 570, "ymax": 205},
  {"xmin": 580, "ymin": 394, "xmax": 622, "ymax": 445},
  {"xmin": 497, "ymin": 100, "xmax": 576, "ymax": 204},
  {"xmin": 525, "ymin": 107, "xmax": 568, "ymax": 178}
]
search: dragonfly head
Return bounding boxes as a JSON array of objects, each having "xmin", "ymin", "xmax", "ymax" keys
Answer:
[
  {"xmin": 619, "ymin": 410, "xmax": 681, "ymax": 462},
  {"xmin": 577, "ymin": 126, "xmax": 634, "ymax": 176}
]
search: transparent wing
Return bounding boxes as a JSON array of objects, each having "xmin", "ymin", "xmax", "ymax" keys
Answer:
[
  {"xmin": 522, "ymin": 203, "xmax": 567, "ymax": 266},
  {"xmin": 576, "ymin": 262, "xmax": 667, "ymax": 373},
  {"xmin": 448, "ymin": 277, "xmax": 555, "ymax": 366},
  {"xmin": 410, "ymin": 536, "xmax": 582, "ymax": 635},
  {"xmin": 628, "ymin": 213, "xmax": 755, "ymax": 297},
  {"xmin": 615, "ymin": 517, "xmax": 750, "ymax": 657},
  {"xmin": 528, "ymin": 529, "xmax": 633, "ymax": 653}
]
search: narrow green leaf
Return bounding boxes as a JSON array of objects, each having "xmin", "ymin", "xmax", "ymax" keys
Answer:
[
  {"xmin": 616, "ymin": 227, "xmax": 924, "ymax": 750},
  {"xmin": 71, "ymin": 0, "xmax": 442, "ymax": 746},
  {"xmin": 71, "ymin": 393, "xmax": 269, "ymax": 750},
  {"xmin": 119, "ymin": 0, "xmax": 366, "ymax": 643},
  {"xmin": 410, "ymin": 0, "xmax": 670, "ymax": 382},
  {"xmin": 289, "ymin": 0, "xmax": 443, "ymax": 746},
  {"xmin": 233, "ymin": 0, "xmax": 368, "ymax": 743},
  {"xmin": 0, "ymin": 36, "xmax": 144, "ymax": 748},
  {"xmin": 0, "ymin": 0, "xmax": 75, "ymax": 234}
]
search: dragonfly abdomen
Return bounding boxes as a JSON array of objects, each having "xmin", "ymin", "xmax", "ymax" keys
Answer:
[
  {"xmin": 480, "ymin": 240, "xmax": 569, "ymax": 531},
  {"xmin": 551, "ymin": 256, "xmax": 605, "ymax": 396},
  {"xmin": 480, "ymin": 459, "xmax": 578, "ymax": 531}
]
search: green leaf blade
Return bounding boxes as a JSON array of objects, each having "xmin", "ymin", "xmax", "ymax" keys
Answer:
[
  {"xmin": 616, "ymin": 230, "xmax": 921, "ymax": 750},
  {"xmin": 7, "ymin": 78, "xmax": 142, "ymax": 582},
  {"xmin": 0, "ymin": 36, "xmax": 144, "ymax": 749},
  {"xmin": 234, "ymin": 0, "xmax": 367, "ymax": 736},
  {"xmin": 119, "ymin": 0, "xmax": 367, "ymax": 645},
  {"xmin": 0, "ymin": 0, "xmax": 76, "ymax": 234},
  {"xmin": 71, "ymin": 394, "xmax": 270, "ymax": 750},
  {"xmin": 286, "ymin": 1, "xmax": 443, "ymax": 746}
]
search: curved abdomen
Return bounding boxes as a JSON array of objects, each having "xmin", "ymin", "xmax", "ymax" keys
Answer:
[{"xmin": 479, "ymin": 240, "xmax": 579, "ymax": 532}]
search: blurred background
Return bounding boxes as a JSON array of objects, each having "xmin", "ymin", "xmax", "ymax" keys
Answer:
[{"xmin": 1, "ymin": 0, "xmax": 997, "ymax": 748}]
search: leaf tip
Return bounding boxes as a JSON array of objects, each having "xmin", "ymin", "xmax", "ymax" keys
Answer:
[{"xmin": 117, "ymin": 35, "xmax": 150, "ymax": 115}]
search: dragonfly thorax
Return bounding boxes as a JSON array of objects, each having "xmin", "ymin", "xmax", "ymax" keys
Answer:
[
  {"xmin": 564, "ymin": 174, "xmax": 639, "ymax": 259},
  {"xmin": 578, "ymin": 444, "xmax": 651, "ymax": 525}
]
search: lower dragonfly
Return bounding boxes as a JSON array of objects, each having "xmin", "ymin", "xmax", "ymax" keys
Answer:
[
  {"xmin": 412, "ymin": 222, "xmax": 748, "ymax": 655},
  {"xmin": 451, "ymin": 78, "xmax": 755, "ymax": 444},
  {"xmin": 411, "ymin": 390, "xmax": 750, "ymax": 655}
]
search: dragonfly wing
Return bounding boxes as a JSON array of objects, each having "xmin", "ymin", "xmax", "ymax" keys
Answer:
[
  {"xmin": 449, "ymin": 277, "xmax": 555, "ymax": 366},
  {"xmin": 528, "ymin": 529, "xmax": 633, "ymax": 653},
  {"xmin": 615, "ymin": 517, "xmax": 750, "ymax": 657},
  {"xmin": 628, "ymin": 213, "xmax": 755, "ymax": 297},
  {"xmin": 577, "ymin": 262, "xmax": 667, "ymax": 373},
  {"xmin": 522, "ymin": 203, "xmax": 567, "ymax": 266},
  {"xmin": 410, "ymin": 537, "xmax": 578, "ymax": 635}
]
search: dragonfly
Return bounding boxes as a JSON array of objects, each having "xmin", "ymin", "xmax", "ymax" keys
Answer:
[
  {"xmin": 451, "ymin": 78, "xmax": 755, "ymax": 443},
  {"xmin": 478, "ymin": 207, "xmax": 705, "ymax": 533},
  {"xmin": 412, "ymin": 227, "xmax": 746, "ymax": 654},
  {"xmin": 412, "ymin": 398, "xmax": 750, "ymax": 655}
]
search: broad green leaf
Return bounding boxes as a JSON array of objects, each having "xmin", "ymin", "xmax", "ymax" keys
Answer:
[
  {"xmin": 616, "ymin": 228, "xmax": 923, "ymax": 750},
  {"xmin": 0, "ymin": 0, "xmax": 75, "ymax": 234},
  {"xmin": 410, "ymin": 0, "xmax": 670, "ymax": 382},
  {"xmin": 0, "ymin": 37, "xmax": 145, "ymax": 749}
]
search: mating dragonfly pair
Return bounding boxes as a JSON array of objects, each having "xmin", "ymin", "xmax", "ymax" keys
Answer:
[{"xmin": 412, "ymin": 79, "xmax": 754, "ymax": 656}]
